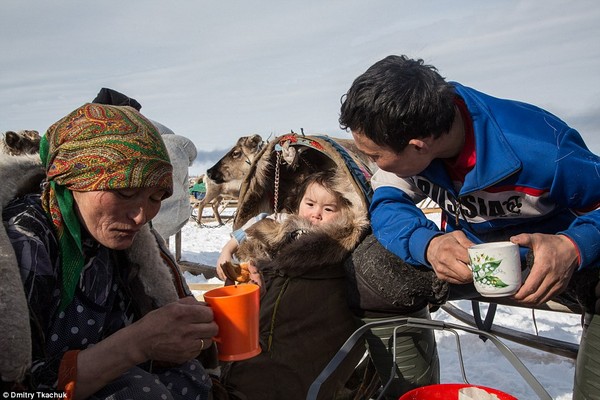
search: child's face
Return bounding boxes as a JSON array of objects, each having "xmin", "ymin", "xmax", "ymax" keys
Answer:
[{"xmin": 298, "ymin": 182, "xmax": 341, "ymax": 225}]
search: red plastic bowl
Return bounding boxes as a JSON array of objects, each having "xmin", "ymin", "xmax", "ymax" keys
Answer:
[{"xmin": 399, "ymin": 383, "xmax": 517, "ymax": 400}]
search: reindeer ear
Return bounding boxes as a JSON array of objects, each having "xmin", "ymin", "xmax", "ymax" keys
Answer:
[
  {"xmin": 23, "ymin": 130, "xmax": 40, "ymax": 141},
  {"xmin": 249, "ymin": 134, "xmax": 262, "ymax": 146},
  {"xmin": 4, "ymin": 131, "xmax": 20, "ymax": 148}
]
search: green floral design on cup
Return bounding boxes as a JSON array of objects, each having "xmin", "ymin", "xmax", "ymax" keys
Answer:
[{"xmin": 471, "ymin": 254, "xmax": 509, "ymax": 288}]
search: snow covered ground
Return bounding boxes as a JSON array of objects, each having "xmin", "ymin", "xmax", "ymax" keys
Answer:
[{"xmin": 173, "ymin": 212, "xmax": 582, "ymax": 399}]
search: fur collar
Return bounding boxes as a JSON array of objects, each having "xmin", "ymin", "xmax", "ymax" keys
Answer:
[
  {"xmin": 258, "ymin": 214, "xmax": 369, "ymax": 277},
  {"xmin": 237, "ymin": 212, "xmax": 369, "ymax": 278}
]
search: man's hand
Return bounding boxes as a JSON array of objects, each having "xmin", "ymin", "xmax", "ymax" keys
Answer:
[
  {"xmin": 426, "ymin": 231, "xmax": 474, "ymax": 284},
  {"xmin": 511, "ymin": 233, "xmax": 579, "ymax": 306}
]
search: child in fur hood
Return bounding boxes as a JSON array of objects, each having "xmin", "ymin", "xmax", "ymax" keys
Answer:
[
  {"xmin": 216, "ymin": 167, "xmax": 369, "ymax": 400},
  {"xmin": 216, "ymin": 169, "xmax": 365, "ymax": 287}
]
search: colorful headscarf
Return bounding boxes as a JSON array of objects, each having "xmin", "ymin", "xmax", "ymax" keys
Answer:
[{"xmin": 39, "ymin": 103, "xmax": 173, "ymax": 310}]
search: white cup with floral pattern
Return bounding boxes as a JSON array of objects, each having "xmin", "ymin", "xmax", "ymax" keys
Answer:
[{"xmin": 468, "ymin": 241, "xmax": 522, "ymax": 297}]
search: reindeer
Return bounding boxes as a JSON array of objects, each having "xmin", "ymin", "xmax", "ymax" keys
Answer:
[
  {"xmin": 195, "ymin": 134, "xmax": 264, "ymax": 225},
  {"xmin": 0, "ymin": 130, "xmax": 41, "ymax": 156}
]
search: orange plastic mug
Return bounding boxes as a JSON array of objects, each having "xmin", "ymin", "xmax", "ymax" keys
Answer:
[{"xmin": 203, "ymin": 284, "xmax": 261, "ymax": 361}]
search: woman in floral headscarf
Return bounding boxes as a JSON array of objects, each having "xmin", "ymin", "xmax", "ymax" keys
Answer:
[{"xmin": 2, "ymin": 104, "xmax": 217, "ymax": 399}]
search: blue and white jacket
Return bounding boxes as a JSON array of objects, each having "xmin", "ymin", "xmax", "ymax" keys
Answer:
[{"xmin": 370, "ymin": 83, "xmax": 600, "ymax": 270}]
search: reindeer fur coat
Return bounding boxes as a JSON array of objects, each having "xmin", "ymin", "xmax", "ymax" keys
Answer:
[
  {"xmin": 222, "ymin": 213, "xmax": 370, "ymax": 400},
  {"xmin": 221, "ymin": 137, "xmax": 370, "ymax": 400}
]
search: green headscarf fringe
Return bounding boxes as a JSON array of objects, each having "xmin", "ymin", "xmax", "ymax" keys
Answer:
[{"xmin": 40, "ymin": 136, "xmax": 83, "ymax": 311}]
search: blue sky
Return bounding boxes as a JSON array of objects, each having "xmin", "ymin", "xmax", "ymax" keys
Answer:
[{"xmin": 1, "ymin": 0, "xmax": 599, "ymax": 175}]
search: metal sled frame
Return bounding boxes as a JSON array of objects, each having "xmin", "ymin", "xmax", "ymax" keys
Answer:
[
  {"xmin": 307, "ymin": 317, "xmax": 553, "ymax": 400},
  {"xmin": 441, "ymin": 298, "xmax": 581, "ymax": 360}
]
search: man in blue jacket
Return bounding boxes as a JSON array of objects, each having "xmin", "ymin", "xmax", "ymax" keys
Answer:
[{"xmin": 340, "ymin": 55, "xmax": 600, "ymax": 399}]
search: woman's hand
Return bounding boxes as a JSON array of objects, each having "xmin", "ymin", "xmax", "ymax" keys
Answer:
[
  {"xmin": 73, "ymin": 296, "xmax": 217, "ymax": 399},
  {"xmin": 133, "ymin": 296, "xmax": 218, "ymax": 364}
]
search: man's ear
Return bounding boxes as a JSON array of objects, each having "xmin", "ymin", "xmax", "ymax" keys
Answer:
[{"xmin": 408, "ymin": 137, "xmax": 431, "ymax": 153}]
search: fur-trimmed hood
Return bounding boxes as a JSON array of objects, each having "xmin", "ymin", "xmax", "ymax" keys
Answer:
[
  {"xmin": 232, "ymin": 133, "xmax": 374, "ymax": 277},
  {"xmin": 235, "ymin": 134, "xmax": 373, "ymax": 229}
]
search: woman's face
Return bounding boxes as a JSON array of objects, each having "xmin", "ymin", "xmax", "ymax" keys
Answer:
[
  {"xmin": 298, "ymin": 182, "xmax": 341, "ymax": 226},
  {"xmin": 72, "ymin": 187, "xmax": 166, "ymax": 250}
]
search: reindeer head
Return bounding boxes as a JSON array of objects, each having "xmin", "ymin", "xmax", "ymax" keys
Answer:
[
  {"xmin": 1, "ymin": 130, "xmax": 41, "ymax": 156},
  {"xmin": 207, "ymin": 134, "xmax": 263, "ymax": 184}
]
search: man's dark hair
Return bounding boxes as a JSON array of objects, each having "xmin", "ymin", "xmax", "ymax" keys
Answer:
[{"xmin": 339, "ymin": 55, "xmax": 456, "ymax": 153}]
